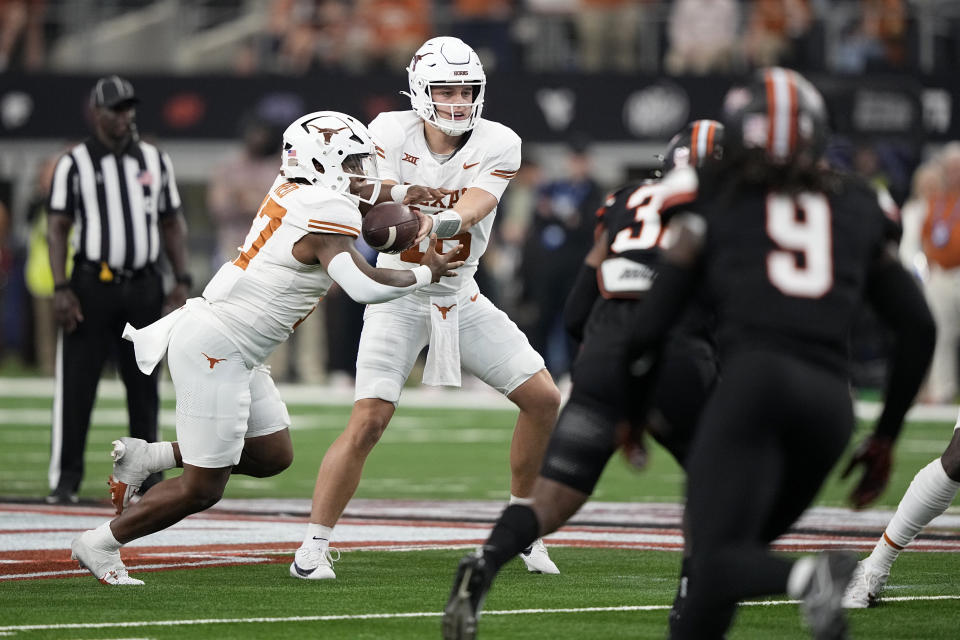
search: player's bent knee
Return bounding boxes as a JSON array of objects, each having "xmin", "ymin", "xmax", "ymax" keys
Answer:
[
  {"xmin": 539, "ymin": 401, "xmax": 618, "ymax": 495},
  {"xmin": 258, "ymin": 448, "xmax": 294, "ymax": 477},
  {"xmin": 347, "ymin": 415, "xmax": 389, "ymax": 453},
  {"xmin": 512, "ymin": 371, "xmax": 562, "ymax": 418}
]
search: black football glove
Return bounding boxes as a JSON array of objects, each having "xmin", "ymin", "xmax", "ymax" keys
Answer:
[{"xmin": 841, "ymin": 433, "xmax": 894, "ymax": 509}]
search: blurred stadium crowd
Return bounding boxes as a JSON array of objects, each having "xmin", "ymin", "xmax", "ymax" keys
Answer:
[
  {"xmin": 0, "ymin": 0, "xmax": 959, "ymax": 401},
  {"xmin": 1, "ymin": 0, "xmax": 960, "ymax": 75}
]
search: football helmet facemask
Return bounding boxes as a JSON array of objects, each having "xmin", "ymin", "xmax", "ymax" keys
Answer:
[
  {"xmin": 404, "ymin": 36, "xmax": 485, "ymax": 137},
  {"xmin": 722, "ymin": 67, "xmax": 828, "ymax": 168},
  {"xmin": 661, "ymin": 119, "xmax": 725, "ymax": 173},
  {"xmin": 281, "ymin": 111, "xmax": 384, "ymax": 205}
]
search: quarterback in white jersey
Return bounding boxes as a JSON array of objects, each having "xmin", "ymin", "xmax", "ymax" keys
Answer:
[
  {"xmin": 293, "ymin": 37, "xmax": 563, "ymax": 582},
  {"xmin": 68, "ymin": 111, "xmax": 463, "ymax": 585}
]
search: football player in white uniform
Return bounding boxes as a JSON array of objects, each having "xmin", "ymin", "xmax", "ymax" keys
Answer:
[
  {"xmin": 69, "ymin": 111, "xmax": 464, "ymax": 585},
  {"xmin": 292, "ymin": 36, "xmax": 562, "ymax": 580}
]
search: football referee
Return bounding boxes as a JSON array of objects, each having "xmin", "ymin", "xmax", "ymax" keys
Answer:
[{"xmin": 46, "ymin": 75, "xmax": 192, "ymax": 504}]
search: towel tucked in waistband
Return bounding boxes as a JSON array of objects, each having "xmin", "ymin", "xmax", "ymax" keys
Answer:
[
  {"xmin": 422, "ymin": 294, "xmax": 461, "ymax": 387},
  {"xmin": 121, "ymin": 300, "xmax": 192, "ymax": 374}
]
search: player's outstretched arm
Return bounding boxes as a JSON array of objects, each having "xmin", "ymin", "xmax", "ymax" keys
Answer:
[
  {"xmin": 564, "ymin": 227, "xmax": 608, "ymax": 343},
  {"xmin": 296, "ymin": 232, "xmax": 463, "ymax": 304},
  {"xmin": 843, "ymin": 246, "xmax": 936, "ymax": 509},
  {"xmin": 412, "ymin": 187, "xmax": 498, "ymax": 244},
  {"xmin": 627, "ymin": 213, "xmax": 705, "ymax": 352}
]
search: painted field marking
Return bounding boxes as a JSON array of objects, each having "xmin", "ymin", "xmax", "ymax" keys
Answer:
[{"xmin": 3, "ymin": 596, "xmax": 960, "ymax": 632}]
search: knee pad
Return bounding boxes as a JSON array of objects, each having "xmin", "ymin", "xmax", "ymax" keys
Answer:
[{"xmin": 540, "ymin": 400, "xmax": 618, "ymax": 494}]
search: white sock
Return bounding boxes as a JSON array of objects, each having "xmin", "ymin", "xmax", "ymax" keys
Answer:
[
  {"xmin": 869, "ymin": 458, "xmax": 960, "ymax": 573},
  {"xmin": 302, "ymin": 524, "xmax": 333, "ymax": 549},
  {"xmin": 146, "ymin": 442, "xmax": 176, "ymax": 472},
  {"xmin": 509, "ymin": 494, "xmax": 532, "ymax": 506},
  {"xmin": 89, "ymin": 521, "xmax": 122, "ymax": 552},
  {"xmin": 787, "ymin": 556, "xmax": 816, "ymax": 599}
]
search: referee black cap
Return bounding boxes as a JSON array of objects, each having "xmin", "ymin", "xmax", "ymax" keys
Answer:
[{"xmin": 90, "ymin": 75, "xmax": 139, "ymax": 109}]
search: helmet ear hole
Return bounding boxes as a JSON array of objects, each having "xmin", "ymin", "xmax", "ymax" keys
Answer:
[{"xmin": 313, "ymin": 158, "xmax": 324, "ymax": 174}]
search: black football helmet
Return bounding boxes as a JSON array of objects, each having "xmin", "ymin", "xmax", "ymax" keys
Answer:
[
  {"xmin": 661, "ymin": 119, "xmax": 725, "ymax": 172},
  {"xmin": 721, "ymin": 67, "xmax": 828, "ymax": 168}
]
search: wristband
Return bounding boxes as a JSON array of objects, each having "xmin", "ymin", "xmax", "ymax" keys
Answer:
[
  {"xmin": 431, "ymin": 211, "xmax": 463, "ymax": 238},
  {"xmin": 54, "ymin": 281, "xmax": 71, "ymax": 292},
  {"xmin": 175, "ymin": 273, "xmax": 194, "ymax": 287},
  {"xmin": 390, "ymin": 184, "xmax": 411, "ymax": 203},
  {"xmin": 412, "ymin": 265, "xmax": 432, "ymax": 287}
]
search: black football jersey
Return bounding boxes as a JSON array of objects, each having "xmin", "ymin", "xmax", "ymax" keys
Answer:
[
  {"xmin": 596, "ymin": 178, "xmax": 715, "ymax": 342},
  {"xmin": 662, "ymin": 166, "xmax": 901, "ymax": 372}
]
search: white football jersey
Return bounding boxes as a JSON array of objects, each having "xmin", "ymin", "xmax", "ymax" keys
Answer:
[
  {"xmin": 202, "ymin": 175, "xmax": 361, "ymax": 365},
  {"xmin": 369, "ymin": 111, "xmax": 521, "ymax": 294}
]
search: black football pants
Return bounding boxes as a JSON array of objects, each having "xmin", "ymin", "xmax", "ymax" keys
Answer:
[
  {"xmin": 670, "ymin": 350, "xmax": 854, "ymax": 639},
  {"xmin": 50, "ymin": 267, "xmax": 163, "ymax": 493}
]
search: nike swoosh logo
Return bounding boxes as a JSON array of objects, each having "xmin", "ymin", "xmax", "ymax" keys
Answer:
[
  {"xmin": 311, "ymin": 536, "xmax": 327, "ymax": 541},
  {"xmin": 463, "ymin": 162, "xmax": 479, "ymax": 170},
  {"xmin": 292, "ymin": 561, "xmax": 314, "ymax": 577},
  {"xmin": 470, "ymin": 294, "xmax": 478, "ymax": 302}
]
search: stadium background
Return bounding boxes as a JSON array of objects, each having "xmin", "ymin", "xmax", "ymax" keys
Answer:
[{"xmin": 1, "ymin": 2, "xmax": 960, "ymax": 638}]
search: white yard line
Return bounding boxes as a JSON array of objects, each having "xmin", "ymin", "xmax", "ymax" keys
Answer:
[{"xmin": 2, "ymin": 596, "xmax": 960, "ymax": 632}]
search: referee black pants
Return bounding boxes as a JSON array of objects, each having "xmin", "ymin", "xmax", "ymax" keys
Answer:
[
  {"xmin": 49, "ymin": 265, "xmax": 164, "ymax": 493},
  {"xmin": 670, "ymin": 350, "xmax": 854, "ymax": 639}
]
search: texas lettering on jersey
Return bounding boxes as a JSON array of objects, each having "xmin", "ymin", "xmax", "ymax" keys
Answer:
[{"xmin": 369, "ymin": 110, "xmax": 521, "ymax": 294}]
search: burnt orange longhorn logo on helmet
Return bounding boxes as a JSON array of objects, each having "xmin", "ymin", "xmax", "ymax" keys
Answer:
[
  {"xmin": 411, "ymin": 53, "xmax": 430, "ymax": 71},
  {"xmin": 306, "ymin": 125, "xmax": 348, "ymax": 144},
  {"xmin": 432, "ymin": 303, "xmax": 456, "ymax": 319}
]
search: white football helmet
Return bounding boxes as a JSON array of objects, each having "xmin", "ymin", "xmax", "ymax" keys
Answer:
[
  {"xmin": 403, "ymin": 36, "xmax": 485, "ymax": 137},
  {"xmin": 281, "ymin": 111, "xmax": 383, "ymax": 204}
]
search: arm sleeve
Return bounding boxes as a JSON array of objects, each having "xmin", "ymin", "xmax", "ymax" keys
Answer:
[
  {"xmin": 48, "ymin": 153, "xmax": 76, "ymax": 216},
  {"xmin": 327, "ymin": 252, "xmax": 430, "ymax": 304},
  {"xmin": 563, "ymin": 264, "xmax": 599, "ymax": 343},
  {"xmin": 157, "ymin": 151, "xmax": 183, "ymax": 218},
  {"xmin": 866, "ymin": 255, "xmax": 936, "ymax": 440}
]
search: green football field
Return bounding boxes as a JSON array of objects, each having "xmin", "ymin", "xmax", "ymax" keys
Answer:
[{"xmin": 1, "ymin": 379, "xmax": 959, "ymax": 638}]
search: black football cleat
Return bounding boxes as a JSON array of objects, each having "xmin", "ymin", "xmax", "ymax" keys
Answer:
[{"xmin": 442, "ymin": 549, "xmax": 494, "ymax": 640}]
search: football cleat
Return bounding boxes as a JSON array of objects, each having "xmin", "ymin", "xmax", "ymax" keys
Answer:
[
  {"xmin": 799, "ymin": 551, "xmax": 858, "ymax": 640},
  {"xmin": 842, "ymin": 560, "xmax": 888, "ymax": 609},
  {"xmin": 442, "ymin": 549, "xmax": 494, "ymax": 640},
  {"xmin": 520, "ymin": 538, "xmax": 559, "ymax": 574},
  {"xmin": 71, "ymin": 530, "xmax": 143, "ymax": 586},
  {"xmin": 289, "ymin": 545, "xmax": 340, "ymax": 580},
  {"xmin": 108, "ymin": 437, "xmax": 150, "ymax": 515}
]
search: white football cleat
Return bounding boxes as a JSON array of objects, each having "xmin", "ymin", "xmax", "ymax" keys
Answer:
[
  {"xmin": 520, "ymin": 538, "xmax": 559, "ymax": 574},
  {"xmin": 108, "ymin": 438, "xmax": 150, "ymax": 515},
  {"xmin": 842, "ymin": 560, "xmax": 888, "ymax": 608},
  {"xmin": 289, "ymin": 546, "xmax": 340, "ymax": 580},
  {"xmin": 71, "ymin": 530, "xmax": 143, "ymax": 586}
]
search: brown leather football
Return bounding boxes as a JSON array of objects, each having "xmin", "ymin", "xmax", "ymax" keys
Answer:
[{"xmin": 362, "ymin": 202, "xmax": 420, "ymax": 254}]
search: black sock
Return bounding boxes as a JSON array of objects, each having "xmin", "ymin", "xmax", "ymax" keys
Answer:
[{"xmin": 482, "ymin": 504, "xmax": 540, "ymax": 573}]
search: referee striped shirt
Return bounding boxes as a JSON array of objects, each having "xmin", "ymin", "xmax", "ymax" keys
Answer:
[{"xmin": 48, "ymin": 136, "xmax": 182, "ymax": 270}]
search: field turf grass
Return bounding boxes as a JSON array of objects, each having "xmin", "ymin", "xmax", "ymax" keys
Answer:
[{"xmin": 2, "ymin": 383, "xmax": 960, "ymax": 638}]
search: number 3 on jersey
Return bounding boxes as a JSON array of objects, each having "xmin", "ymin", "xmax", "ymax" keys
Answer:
[
  {"xmin": 765, "ymin": 192, "xmax": 833, "ymax": 298},
  {"xmin": 610, "ymin": 183, "xmax": 666, "ymax": 253}
]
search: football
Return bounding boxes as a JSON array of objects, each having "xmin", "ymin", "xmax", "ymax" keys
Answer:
[{"xmin": 362, "ymin": 202, "xmax": 420, "ymax": 254}]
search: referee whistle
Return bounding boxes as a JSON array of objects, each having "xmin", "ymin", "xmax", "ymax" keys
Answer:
[{"xmin": 99, "ymin": 262, "xmax": 114, "ymax": 282}]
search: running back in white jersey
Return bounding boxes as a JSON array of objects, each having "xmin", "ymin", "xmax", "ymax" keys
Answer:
[
  {"xmin": 369, "ymin": 110, "xmax": 520, "ymax": 294},
  {"xmin": 202, "ymin": 175, "xmax": 362, "ymax": 364}
]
